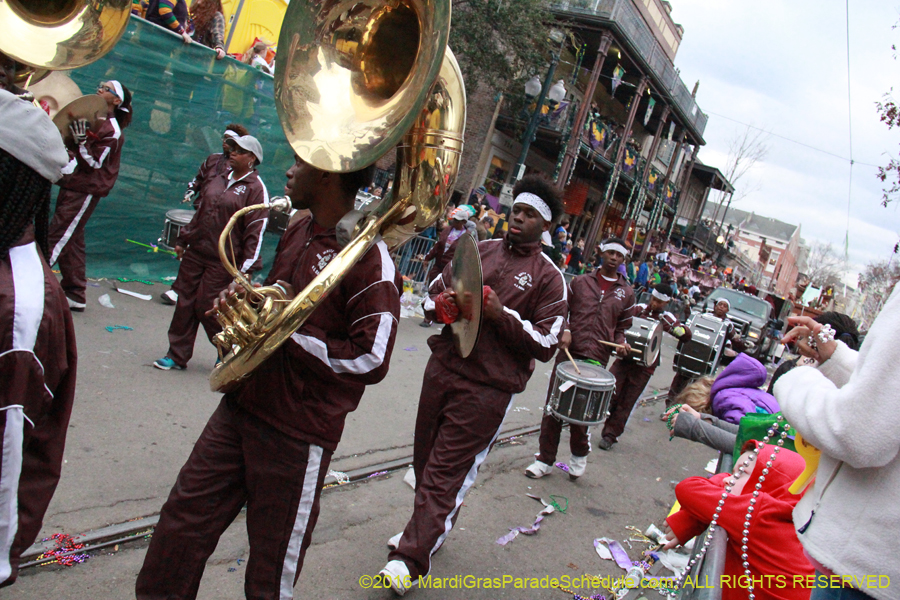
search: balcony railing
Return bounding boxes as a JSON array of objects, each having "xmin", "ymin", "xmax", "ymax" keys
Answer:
[{"xmin": 551, "ymin": 0, "xmax": 708, "ymax": 138}]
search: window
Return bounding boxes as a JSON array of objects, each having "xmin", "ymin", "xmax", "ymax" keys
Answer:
[{"xmin": 484, "ymin": 155, "xmax": 511, "ymax": 197}]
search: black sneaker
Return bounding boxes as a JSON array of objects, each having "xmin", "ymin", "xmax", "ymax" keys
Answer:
[{"xmin": 597, "ymin": 437, "xmax": 615, "ymax": 451}]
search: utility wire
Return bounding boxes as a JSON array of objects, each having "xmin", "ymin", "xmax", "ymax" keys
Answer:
[{"xmin": 844, "ymin": 0, "xmax": 854, "ymax": 259}]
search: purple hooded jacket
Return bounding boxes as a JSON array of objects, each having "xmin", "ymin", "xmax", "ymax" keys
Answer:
[{"xmin": 710, "ymin": 353, "xmax": 780, "ymax": 424}]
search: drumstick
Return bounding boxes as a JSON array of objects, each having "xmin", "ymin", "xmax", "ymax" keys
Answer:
[
  {"xmin": 563, "ymin": 347, "xmax": 581, "ymax": 374},
  {"xmin": 597, "ymin": 339, "xmax": 640, "ymax": 353}
]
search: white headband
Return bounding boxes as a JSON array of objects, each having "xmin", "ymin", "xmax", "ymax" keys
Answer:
[
  {"xmin": 513, "ymin": 192, "xmax": 552, "ymax": 222},
  {"xmin": 601, "ymin": 242, "xmax": 629, "ymax": 257},
  {"xmin": 224, "ymin": 130, "xmax": 240, "ymax": 140},
  {"xmin": 107, "ymin": 80, "xmax": 129, "ymax": 112},
  {"xmin": 716, "ymin": 298, "xmax": 731, "ymax": 309},
  {"xmin": 651, "ymin": 288, "xmax": 671, "ymax": 302}
]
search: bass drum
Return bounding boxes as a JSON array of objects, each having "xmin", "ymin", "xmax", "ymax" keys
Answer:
[
  {"xmin": 673, "ymin": 312, "xmax": 728, "ymax": 377},
  {"xmin": 620, "ymin": 316, "xmax": 663, "ymax": 367}
]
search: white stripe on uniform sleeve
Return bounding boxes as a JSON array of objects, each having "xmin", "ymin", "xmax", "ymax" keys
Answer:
[
  {"xmin": 538, "ymin": 252, "xmax": 568, "ymax": 301},
  {"xmin": 78, "ymin": 143, "xmax": 111, "ymax": 170},
  {"xmin": 502, "ymin": 308, "xmax": 564, "ymax": 349},
  {"xmin": 290, "ymin": 312, "xmax": 395, "ymax": 375},
  {"xmin": 240, "ymin": 217, "xmax": 268, "ymax": 272}
]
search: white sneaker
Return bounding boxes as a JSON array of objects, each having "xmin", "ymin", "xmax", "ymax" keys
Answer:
[
  {"xmin": 568, "ymin": 455, "xmax": 587, "ymax": 480},
  {"xmin": 378, "ymin": 560, "xmax": 416, "ymax": 596},
  {"xmin": 160, "ymin": 289, "xmax": 178, "ymax": 305},
  {"xmin": 524, "ymin": 460, "xmax": 553, "ymax": 479},
  {"xmin": 387, "ymin": 531, "xmax": 403, "ymax": 550},
  {"xmin": 67, "ymin": 297, "xmax": 86, "ymax": 312}
]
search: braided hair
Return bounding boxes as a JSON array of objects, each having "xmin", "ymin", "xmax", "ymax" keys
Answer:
[{"xmin": 0, "ymin": 148, "xmax": 52, "ymax": 259}]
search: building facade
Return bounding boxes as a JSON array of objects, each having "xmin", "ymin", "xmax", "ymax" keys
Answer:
[
  {"xmin": 454, "ymin": 0, "xmax": 724, "ymax": 260},
  {"xmin": 702, "ymin": 204, "xmax": 802, "ymax": 296}
]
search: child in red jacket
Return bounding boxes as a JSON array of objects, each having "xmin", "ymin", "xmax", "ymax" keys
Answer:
[{"xmin": 665, "ymin": 441, "xmax": 814, "ymax": 600}]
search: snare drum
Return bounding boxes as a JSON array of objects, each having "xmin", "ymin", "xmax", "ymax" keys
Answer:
[
  {"xmin": 621, "ymin": 317, "xmax": 663, "ymax": 367},
  {"xmin": 159, "ymin": 209, "xmax": 195, "ymax": 251},
  {"xmin": 548, "ymin": 361, "xmax": 616, "ymax": 426}
]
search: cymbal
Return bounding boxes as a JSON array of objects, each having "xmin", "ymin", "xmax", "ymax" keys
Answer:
[
  {"xmin": 450, "ymin": 233, "xmax": 483, "ymax": 358},
  {"xmin": 52, "ymin": 95, "xmax": 108, "ymax": 147},
  {"xmin": 28, "ymin": 71, "xmax": 83, "ymax": 118}
]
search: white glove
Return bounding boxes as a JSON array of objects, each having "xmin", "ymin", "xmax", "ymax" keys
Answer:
[
  {"xmin": 70, "ymin": 119, "xmax": 89, "ymax": 145},
  {"xmin": 183, "ymin": 190, "xmax": 196, "ymax": 204}
]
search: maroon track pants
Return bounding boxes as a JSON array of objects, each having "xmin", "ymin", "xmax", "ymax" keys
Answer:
[
  {"xmin": 48, "ymin": 189, "xmax": 103, "ymax": 304},
  {"xmin": 535, "ymin": 355, "xmax": 591, "ymax": 465},
  {"xmin": 165, "ymin": 250, "xmax": 232, "ymax": 367},
  {"xmin": 390, "ymin": 357, "xmax": 514, "ymax": 579},
  {"xmin": 136, "ymin": 398, "xmax": 331, "ymax": 600},
  {"xmin": 601, "ymin": 359, "xmax": 655, "ymax": 443}
]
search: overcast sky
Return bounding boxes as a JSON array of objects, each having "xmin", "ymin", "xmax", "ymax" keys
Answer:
[{"xmin": 670, "ymin": 1, "xmax": 900, "ymax": 284}]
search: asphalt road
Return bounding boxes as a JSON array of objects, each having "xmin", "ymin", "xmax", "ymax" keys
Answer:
[{"xmin": 9, "ymin": 280, "xmax": 716, "ymax": 599}]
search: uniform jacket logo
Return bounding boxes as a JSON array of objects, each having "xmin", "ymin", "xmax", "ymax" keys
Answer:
[
  {"xmin": 614, "ymin": 288, "xmax": 626, "ymax": 300},
  {"xmin": 312, "ymin": 249, "xmax": 337, "ymax": 274},
  {"xmin": 513, "ymin": 272, "xmax": 533, "ymax": 291},
  {"xmin": 233, "ymin": 185, "xmax": 247, "ymax": 195}
]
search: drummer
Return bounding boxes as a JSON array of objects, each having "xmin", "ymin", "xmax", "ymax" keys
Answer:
[
  {"xmin": 668, "ymin": 297, "xmax": 743, "ymax": 402},
  {"xmin": 525, "ymin": 237, "xmax": 635, "ymax": 480},
  {"xmin": 152, "ymin": 135, "xmax": 269, "ymax": 371},
  {"xmin": 599, "ymin": 283, "xmax": 692, "ymax": 449},
  {"xmin": 160, "ymin": 123, "xmax": 249, "ymax": 305},
  {"xmin": 378, "ymin": 176, "xmax": 568, "ymax": 595}
]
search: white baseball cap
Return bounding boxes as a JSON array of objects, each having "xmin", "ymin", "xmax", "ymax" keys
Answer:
[{"xmin": 0, "ymin": 90, "xmax": 69, "ymax": 182}]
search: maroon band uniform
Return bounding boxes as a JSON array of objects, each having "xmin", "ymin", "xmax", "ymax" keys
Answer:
[
  {"xmin": 535, "ymin": 271, "xmax": 635, "ymax": 465},
  {"xmin": 389, "ymin": 237, "xmax": 567, "ymax": 579},
  {"xmin": 0, "ymin": 230, "xmax": 77, "ymax": 587},
  {"xmin": 48, "ymin": 115, "xmax": 124, "ymax": 305},
  {"xmin": 136, "ymin": 215, "xmax": 401, "ymax": 598},
  {"xmin": 163, "ymin": 169, "xmax": 269, "ymax": 368},
  {"xmin": 422, "ymin": 225, "xmax": 465, "ymax": 283},
  {"xmin": 601, "ymin": 302, "xmax": 691, "ymax": 445},
  {"xmin": 185, "ymin": 152, "xmax": 231, "ymax": 209}
]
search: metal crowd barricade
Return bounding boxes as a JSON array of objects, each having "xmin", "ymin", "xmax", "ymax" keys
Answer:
[
  {"xmin": 393, "ymin": 235, "xmax": 436, "ymax": 290},
  {"xmin": 677, "ymin": 451, "xmax": 733, "ymax": 600}
]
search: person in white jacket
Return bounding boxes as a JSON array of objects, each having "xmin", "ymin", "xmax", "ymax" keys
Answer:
[{"xmin": 774, "ymin": 291, "xmax": 900, "ymax": 600}]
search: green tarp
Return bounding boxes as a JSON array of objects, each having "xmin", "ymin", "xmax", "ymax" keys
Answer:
[{"xmin": 58, "ymin": 16, "xmax": 292, "ymax": 282}]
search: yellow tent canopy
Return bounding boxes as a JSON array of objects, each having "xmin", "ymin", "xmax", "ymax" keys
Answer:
[{"xmin": 210, "ymin": 0, "xmax": 288, "ymax": 55}]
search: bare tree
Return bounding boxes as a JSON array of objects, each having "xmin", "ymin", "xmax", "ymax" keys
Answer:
[
  {"xmin": 804, "ymin": 240, "xmax": 848, "ymax": 287},
  {"xmin": 855, "ymin": 256, "xmax": 900, "ymax": 329},
  {"xmin": 710, "ymin": 124, "xmax": 770, "ymax": 225}
]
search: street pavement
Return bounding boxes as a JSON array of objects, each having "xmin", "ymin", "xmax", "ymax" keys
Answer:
[{"xmin": 9, "ymin": 280, "xmax": 716, "ymax": 599}]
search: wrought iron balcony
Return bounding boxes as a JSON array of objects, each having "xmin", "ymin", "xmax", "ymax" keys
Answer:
[{"xmin": 551, "ymin": 0, "xmax": 708, "ymax": 139}]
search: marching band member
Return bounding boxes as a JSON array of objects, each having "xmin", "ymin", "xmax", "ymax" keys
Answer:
[
  {"xmin": 525, "ymin": 237, "xmax": 635, "ymax": 479},
  {"xmin": 669, "ymin": 297, "xmax": 743, "ymax": 401},
  {"xmin": 47, "ymin": 80, "xmax": 132, "ymax": 312},
  {"xmin": 160, "ymin": 122, "xmax": 249, "ymax": 306},
  {"xmin": 379, "ymin": 176, "xmax": 568, "ymax": 595},
  {"xmin": 417, "ymin": 207, "xmax": 470, "ymax": 327},
  {"xmin": 153, "ymin": 135, "xmax": 269, "ymax": 371},
  {"xmin": 136, "ymin": 156, "xmax": 400, "ymax": 597},
  {"xmin": 0, "ymin": 90, "xmax": 78, "ymax": 587},
  {"xmin": 599, "ymin": 283, "xmax": 692, "ymax": 450}
]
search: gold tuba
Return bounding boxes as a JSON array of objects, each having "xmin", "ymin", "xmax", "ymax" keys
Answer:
[
  {"xmin": 0, "ymin": 0, "xmax": 131, "ymax": 82},
  {"xmin": 208, "ymin": 0, "xmax": 466, "ymax": 392}
]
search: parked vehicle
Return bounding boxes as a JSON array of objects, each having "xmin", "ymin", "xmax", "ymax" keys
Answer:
[{"xmin": 700, "ymin": 288, "xmax": 784, "ymax": 362}]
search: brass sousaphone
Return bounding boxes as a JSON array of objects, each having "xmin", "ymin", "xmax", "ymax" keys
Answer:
[
  {"xmin": 0, "ymin": 1, "xmax": 131, "ymax": 134},
  {"xmin": 208, "ymin": 0, "xmax": 471, "ymax": 391},
  {"xmin": 0, "ymin": 0, "xmax": 131, "ymax": 82}
]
